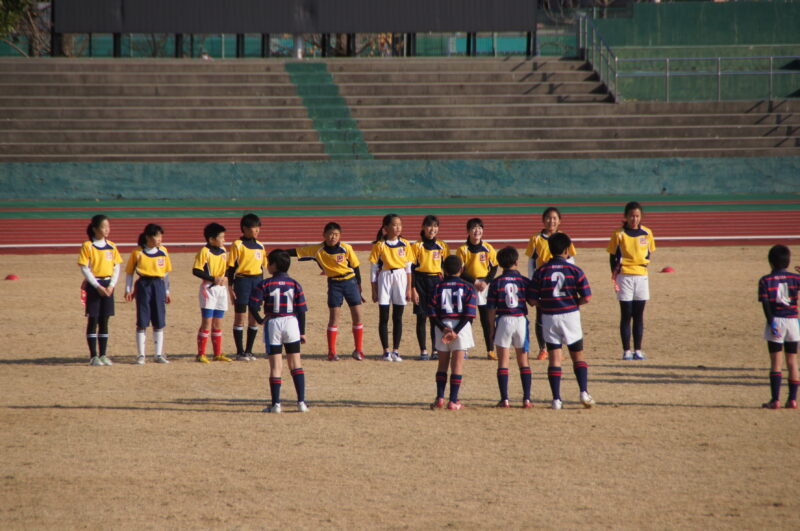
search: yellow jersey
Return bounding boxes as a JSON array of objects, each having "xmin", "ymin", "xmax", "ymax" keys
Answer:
[
  {"xmin": 607, "ymin": 225, "xmax": 656, "ymax": 276},
  {"xmin": 227, "ymin": 238, "xmax": 267, "ymax": 277},
  {"xmin": 296, "ymin": 242, "xmax": 360, "ymax": 280},
  {"xmin": 456, "ymin": 240, "xmax": 497, "ymax": 279},
  {"xmin": 525, "ymin": 231, "xmax": 577, "ymax": 269},
  {"xmin": 78, "ymin": 240, "xmax": 122, "ymax": 278},
  {"xmin": 125, "ymin": 246, "xmax": 172, "ymax": 277},
  {"xmin": 369, "ymin": 238, "xmax": 414, "ymax": 270},
  {"xmin": 193, "ymin": 244, "xmax": 228, "ymax": 278},
  {"xmin": 411, "ymin": 238, "xmax": 449, "ymax": 274}
]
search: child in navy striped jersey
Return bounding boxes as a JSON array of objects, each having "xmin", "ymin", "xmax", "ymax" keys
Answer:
[{"xmin": 527, "ymin": 233, "xmax": 594, "ymax": 410}]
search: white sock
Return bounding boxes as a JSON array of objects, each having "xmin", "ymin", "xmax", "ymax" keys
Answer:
[
  {"xmin": 154, "ymin": 328, "xmax": 164, "ymax": 356},
  {"xmin": 136, "ymin": 329, "xmax": 146, "ymax": 356}
]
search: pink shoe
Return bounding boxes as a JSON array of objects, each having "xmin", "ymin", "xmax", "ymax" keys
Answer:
[
  {"xmin": 496, "ymin": 399, "xmax": 510, "ymax": 408},
  {"xmin": 430, "ymin": 397, "xmax": 444, "ymax": 410},
  {"xmin": 785, "ymin": 399, "xmax": 798, "ymax": 409},
  {"xmin": 522, "ymin": 399, "xmax": 533, "ymax": 409},
  {"xmin": 447, "ymin": 401, "xmax": 464, "ymax": 410},
  {"xmin": 762, "ymin": 400, "xmax": 781, "ymax": 409}
]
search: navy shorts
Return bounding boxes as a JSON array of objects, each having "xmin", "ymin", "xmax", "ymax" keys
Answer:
[
  {"xmin": 84, "ymin": 278, "xmax": 115, "ymax": 319},
  {"xmin": 413, "ymin": 272, "xmax": 440, "ymax": 315},
  {"xmin": 328, "ymin": 277, "xmax": 362, "ymax": 308},
  {"xmin": 135, "ymin": 277, "xmax": 167, "ymax": 329},
  {"xmin": 233, "ymin": 275, "xmax": 263, "ymax": 312}
]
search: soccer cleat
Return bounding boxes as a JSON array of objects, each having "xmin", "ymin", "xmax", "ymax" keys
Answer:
[
  {"xmin": 297, "ymin": 401, "xmax": 309, "ymax": 413},
  {"xmin": 89, "ymin": 356, "xmax": 103, "ymax": 366},
  {"xmin": 419, "ymin": 352, "xmax": 430, "ymax": 361},
  {"xmin": 537, "ymin": 349, "xmax": 548, "ymax": 361},
  {"xmin": 785, "ymin": 399, "xmax": 798, "ymax": 409},
  {"xmin": 99, "ymin": 355, "xmax": 113, "ymax": 366},
  {"xmin": 580, "ymin": 391, "xmax": 595, "ymax": 408},
  {"xmin": 431, "ymin": 351, "xmax": 439, "ymax": 360},
  {"xmin": 496, "ymin": 399, "xmax": 511, "ymax": 408},
  {"xmin": 352, "ymin": 350, "xmax": 364, "ymax": 361},
  {"xmin": 487, "ymin": 350, "xmax": 497, "ymax": 360},
  {"xmin": 236, "ymin": 354, "xmax": 250, "ymax": 362},
  {"xmin": 762, "ymin": 400, "xmax": 781, "ymax": 409},
  {"xmin": 551, "ymin": 399, "xmax": 563, "ymax": 410},
  {"xmin": 327, "ymin": 353, "xmax": 340, "ymax": 361},
  {"xmin": 522, "ymin": 399, "xmax": 533, "ymax": 409},
  {"xmin": 196, "ymin": 354, "xmax": 211, "ymax": 364},
  {"xmin": 263, "ymin": 403, "xmax": 282, "ymax": 413},
  {"xmin": 382, "ymin": 352, "xmax": 392, "ymax": 362},
  {"xmin": 154, "ymin": 354, "xmax": 170, "ymax": 364},
  {"xmin": 391, "ymin": 351, "xmax": 403, "ymax": 362},
  {"xmin": 430, "ymin": 397, "xmax": 445, "ymax": 410},
  {"xmin": 213, "ymin": 354, "xmax": 233, "ymax": 362},
  {"xmin": 447, "ymin": 401, "xmax": 464, "ymax": 410},
  {"xmin": 622, "ymin": 350, "xmax": 633, "ymax": 360},
  {"xmin": 633, "ymin": 351, "xmax": 647, "ymax": 360},
  {"xmin": 135, "ymin": 355, "xmax": 145, "ymax": 365}
]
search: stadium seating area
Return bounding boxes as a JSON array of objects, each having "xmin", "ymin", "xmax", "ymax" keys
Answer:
[{"xmin": 0, "ymin": 57, "xmax": 798, "ymax": 161}]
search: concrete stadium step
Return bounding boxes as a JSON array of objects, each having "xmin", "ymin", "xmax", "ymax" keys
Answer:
[
  {"xmin": 336, "ymin": 82, "xmax": 607, "ymax": 96},
  {"xmin": 325, "ymin": 58, "xmax": 591, "ymax": 73},
  {"xmin": 0, "ymin": 84, "xmax": 300, "ymax": 97},
  {"xmin": 0, "ymin": 130, "xmax": 323, "ymax": 142},
  {"xmin": 329, "ymin": 71, "xmax": 598, "ymax": 83},
  {"xmin": 0, "ymin": 153, "xmax": 330, "ymax": 162},
  {"xmin": 0, "ymin": 141, "xmax": 328, "ymax": 155},
  {"xmin": 371, "ymin": 146, "xmax": 800, "ymax": 159},
  {"xmin": 2, "ymin": 119, "xmax": 319, "ymax": 130},
  {"xmin": 0, "ymin": 107, "xmax": 312, "ymax": 120}
]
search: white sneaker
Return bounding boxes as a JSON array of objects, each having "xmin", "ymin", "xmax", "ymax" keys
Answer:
[
  {"xmin": 622, "ymin": 350, "xmax": 633, "ymax": 360},
  {"xmin": 247, "ymin": 354, "xmax": 257, "ymax": 361},
  {"xmin": 580, "ymin": 391, "xmax": 595, "ymax": 408},
  {"xmin": 382, "ymin": 352, "xmax": 392, "ymax": 361},
  {"xmin": 297, "ymin": 401, "xmax": 309, "ymax": 413},
  {"xmin": 263, "ymin": 403, "xmax": 282, "ymax": 413},
  {"xmin": 89, "ymin": 356, "xmax": 103, "ymax": 366},
  {"xmin": 135, "ymin": 355, "xmax": 145, "ymax": 365},
  {"xmin": 391, "ymin": 351, "xmax": 403, "ymax": 362},
  {"xmin": 551, "ymin": 399, "xmax": 563, "ymax": 410},
  {"xmin": 154, "ymin": 355, "xmax": 170, "ymax": 364},
  {"xmin": 99, "ymin": 355, "xmax": 112, "ymax": 366},
  {"xmin": 633, "ymin": 351, "xmax": 647, "ymax": 360}
]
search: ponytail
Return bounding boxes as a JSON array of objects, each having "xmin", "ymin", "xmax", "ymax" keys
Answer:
[
  {"xmin": 373, "ymin": 213, "xmax": 399, "ymax": 243},
  {"xmin": 86, "ymin": 214, "xmax": 108, "ymax": 241},
  {"xmin": 139, "ymin": 223, "xmax": 164, "ymax": 249}
]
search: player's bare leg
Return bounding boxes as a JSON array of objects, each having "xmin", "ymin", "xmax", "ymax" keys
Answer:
[
  {"xmin": 496, "ymin": 346, "xmax": 512, "ymax": 407},
  {"xmin": 327, "ymin": 307, "xmax": 340, "ymax": 360},
  {"xmin": 569, "ymin": 347, "xmax": 594, "ymax": 408},
  {"xmin": 350, "ymin": 304, "xmax": 364, "ymax": 360}
]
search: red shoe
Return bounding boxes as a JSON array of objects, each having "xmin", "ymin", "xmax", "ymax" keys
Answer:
[
  {"xmin": 430, "ymin": 397, "xmax": 444, "ymax": 410},
  {"xmin": 536, "ymin": 349, "xmax": 548, "ymax": 361},
  {"xmin": 447, "ymin": 401, "xmax": 464, "ymax": 410},
  {"xmin": 351, "ymin": 350, "xmax": 364, "ymax": 361},
  {"xmin": 496, "ymin": 399, "xmax": 510, "ymax": 408},
  {"xmin": 522, "ymin": 399, "xmax": 533, "ymax": 409},
  {"xmin": 762, "ymin": 400, "xmax": 781, "ymax": 409},
  {"xmin": 785, "ymin": 399, "xmax": 798, "ymax": 409}
]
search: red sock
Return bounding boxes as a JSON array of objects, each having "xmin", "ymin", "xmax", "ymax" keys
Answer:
[
  {"xmin": 211, "ymin": 329, "xmax": 222, "ymax": 356},
  {"xmin": 197, "ymin": 329, "xmax": 209, "ymax": 356},
  {"xmin": 353, "ymin": 323, "xmax": 364, "ymax": 353},
  {"xmin": 327, "ymin": 326, "xmax": 338, "ymax": 355}
]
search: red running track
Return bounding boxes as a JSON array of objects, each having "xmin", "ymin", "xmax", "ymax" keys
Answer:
[{"xmin": 1, "ymin": 211, "xmax": 799, "ymax": 254}]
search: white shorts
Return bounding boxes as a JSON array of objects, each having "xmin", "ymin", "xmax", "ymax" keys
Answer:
[
  {"xmin": 377, "ymin": 269, "xmax": 408, "ymax": 306},
  {"xmin": 475, "ymin": 284, "xmax": 489, "ymax": 306},
  {"xmin": 494, "ymin": 315, "xmax": 527, "ymax": 349},
  {"xmin": 434, "ymin": 318, "xmax": 475, "ymax": 353},
  {"xmin": 616, "ymin": 274, "xmax": 650, "ymax": 302},
  {"xmin": 264, "ymin": 315, "xmax": 301, "ymax": 346},
  {"xmin": 764, "ymin": 317, "xmax": 800, "ymax": 343},
  {"xmin": 199, "ymin": 282, "xmax": 228, "ymax": 311},
  {"xmin": 542, "ymin": 311, "xmax": 583, "ymax": 347}
]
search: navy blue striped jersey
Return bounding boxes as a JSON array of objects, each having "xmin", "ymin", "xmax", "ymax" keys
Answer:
[
  {"xmin": 758, "ymin": 270, "xmax": 800, "ymax": 319},
  {"xmin": 249, "ymin": 272, "xmax": 307, "ymax": 319},
  {"xmin": 527, "ymin": 257, "xmax": 591, "ymax": 315},
  {"xmin": 427, "ymin": 276, "xmax": 478, "ymax": 320},
  {"xmin": 486, "ymin": 270, "xmax": 530, "ymax": 317}
]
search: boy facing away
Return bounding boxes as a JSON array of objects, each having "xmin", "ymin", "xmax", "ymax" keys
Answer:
[
  {"xmin": 527, "ymin": 232, "xmax": 595, "ymax": 410},
  {"xmin": 249, "ymin": 249, "xmax": 309, "ymax": 414},
  {"xmin": 758, "ymin": 244, "xmax": 800, "ymax": 409}
]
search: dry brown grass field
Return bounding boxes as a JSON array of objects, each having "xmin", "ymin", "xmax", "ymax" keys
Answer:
[{"xmin": 1, "ymin": 246, "xmax": 799, "ymax": 529}]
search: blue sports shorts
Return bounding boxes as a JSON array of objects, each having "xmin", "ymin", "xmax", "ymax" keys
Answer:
[
  {"xmin": 135, "ymin": 276, "xmax": 167, "ymax": 329},
  {"xmin": 327, "ymin": 277, "xmax": 362, "ymax": 308}
]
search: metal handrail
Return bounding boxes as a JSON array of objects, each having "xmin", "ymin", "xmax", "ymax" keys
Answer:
[{"xmin": 577, "ymin": 13, "xmax": 619, "ymax": 101}]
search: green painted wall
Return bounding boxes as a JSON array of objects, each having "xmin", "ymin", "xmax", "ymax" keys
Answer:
[{"xmin": 1, "ymin": 158, "xmax": 798, "ymax": 200}]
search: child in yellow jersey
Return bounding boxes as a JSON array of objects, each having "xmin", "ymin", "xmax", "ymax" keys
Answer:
[
  {"xmin": 289, "ymin": 222, "xmax": 366, "ymax": 361},
  {"xmin": 411, "ymin": 215, "xmax": 449, "ymax": 361},
  {"xmin": 226, "ymin": 213, "xmax": 267, "ymax": 361},
  {"xmin": 78, "ymin": 215, "xmax": 123, "ymax": 366},
  {"xmin": 125, "ymin": 223, "xmax": 172, "ymax": 365},
  {"xmin": 607, "ymin": 201, "xmax": 656, "ymax": 361},
  {"xmin": 192, "ymin": 222, "xmax": 231, "ymax": 363},
  {"xmin": 456, "ymin": 218, "xmax": 498, "ymax": 360},
  {"xmin": 525, "ymin": 207, "xmax": 577, "ymax": 361},
  {"xmin": 370, "ymin": 213, "xmax": 414, "ymax": 362}
]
